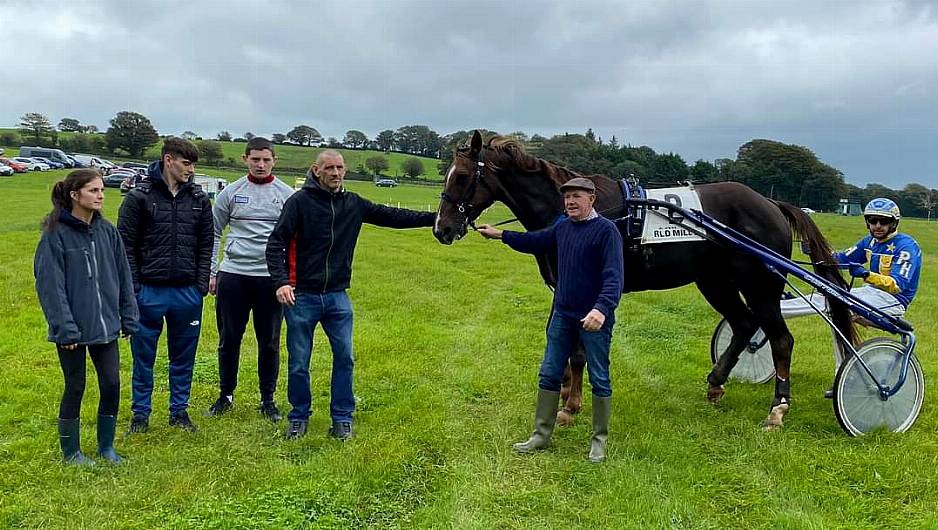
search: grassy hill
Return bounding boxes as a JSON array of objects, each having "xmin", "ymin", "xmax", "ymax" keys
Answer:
[{"xmin": 1, "ymin": 129, "xmax": 445, "ymax": 180}]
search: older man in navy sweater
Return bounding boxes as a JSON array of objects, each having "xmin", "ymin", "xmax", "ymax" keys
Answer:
[{"xmin": 478, "ymin": 177, "xmax": 623, "ymax": 463}]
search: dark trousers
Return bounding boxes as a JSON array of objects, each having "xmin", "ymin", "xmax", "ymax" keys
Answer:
[
  {"xmin": 57, "ymin": 340, "xmax": 120, "ymax": 419},
  {"xmin": 215, "ymin": 272, "xmax": 283, "ymax": 402},
  {"xmin": 131, "ymin": 284, "xmax": 204, "ymax": 417}
]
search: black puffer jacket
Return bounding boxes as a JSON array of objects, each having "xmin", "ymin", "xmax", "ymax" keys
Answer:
[
  {"xmin": 118, "ymin": 161, "xmax": 214, "ymax": 294},
  {"xmin": 266, "ymin": 176, "xmax": 435, "ymax": 293}
]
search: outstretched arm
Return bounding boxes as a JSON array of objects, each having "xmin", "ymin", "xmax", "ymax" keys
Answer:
[
  {"xmin": 363, "ymin": 199, "xmax": 435, "ymax": 229},
  {"xmin": 501, "ymin": 225, "xmax": 557, "ymax": 255}
]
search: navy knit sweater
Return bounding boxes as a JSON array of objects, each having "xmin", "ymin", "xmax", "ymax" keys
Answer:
[{"xmin": 503, "ymin": 216, "xmax": 624, "ymax": 321}]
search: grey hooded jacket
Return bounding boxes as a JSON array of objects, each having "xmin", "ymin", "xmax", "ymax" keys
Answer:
[{"xmin": 34, "ymin": 210, "xmax": 139, "ymax": 345}]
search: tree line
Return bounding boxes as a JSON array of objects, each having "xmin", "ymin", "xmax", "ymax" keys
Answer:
[{"xmin": 8, "ymin": 112, "xmax": 935, "ymax": 218}]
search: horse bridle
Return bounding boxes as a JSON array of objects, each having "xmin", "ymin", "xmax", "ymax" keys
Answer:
[{"xmin": 439, "ymin": 149, "xmax": 496, "ymax": 230}]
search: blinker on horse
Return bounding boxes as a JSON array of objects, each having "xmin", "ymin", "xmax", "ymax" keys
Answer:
[{"xmin": 434, "ymin": 130, "xmax": 857, "ymax": 431}]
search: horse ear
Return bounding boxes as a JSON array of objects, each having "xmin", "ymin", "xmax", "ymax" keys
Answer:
[{"xmin": 470, "ymin": 130, "xmax": 483, "ymax": 155}]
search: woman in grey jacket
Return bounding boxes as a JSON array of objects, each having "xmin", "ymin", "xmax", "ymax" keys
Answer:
[{"xmin": 34, "ymin": 169, "xmax": 138, "ymax": 465}]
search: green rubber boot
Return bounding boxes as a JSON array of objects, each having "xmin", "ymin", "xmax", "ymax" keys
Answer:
[
  {"xmin": 513, "ymin": 389, "xmax": 560, "ymax": 454},
  {"xmin": 97, "ymin": 415, "xmax": 124, "ymax": 464},
  {"xmin": 588, "ymin": 395, "xmax": 611, "ymax": 463},
  {"xmin": 58, "ymin": 418, "xmax": 94, "ymax": 466}
]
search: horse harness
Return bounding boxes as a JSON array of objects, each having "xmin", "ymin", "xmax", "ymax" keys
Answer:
[
  {"xmin": 615, "ymin": 178, "xmax": 648, "ymax": 243},
  {"xmin": 439, "ymin": 150, "xmax": 500, "ymax": 230}
]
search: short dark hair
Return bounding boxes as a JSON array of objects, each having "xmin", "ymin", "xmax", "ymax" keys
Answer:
[
  {"xmin": 161, "ymin": 137, "xmax": 200, "ymax": 162},
  {"xmin": 245, "ymin": 137, "xmax": 274, "ymax": 156}
]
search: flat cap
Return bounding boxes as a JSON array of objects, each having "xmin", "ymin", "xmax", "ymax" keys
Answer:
[{"xmin": 558, "ymin": 177, "xmax": 595, "ymax": 193}]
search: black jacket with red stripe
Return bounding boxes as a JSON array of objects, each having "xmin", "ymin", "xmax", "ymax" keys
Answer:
[{"xmin": 265, "ymin": 178, "xmax": 435, "ymax": 293}]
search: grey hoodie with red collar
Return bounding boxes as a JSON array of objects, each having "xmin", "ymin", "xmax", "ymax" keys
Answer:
[
  {"xmin": 265, "ymin": 172, "xmax": 435, "ymax": 293},
  {"xmin": 34, "ymin": 210, "xmax": 139, "ymax": 345}
]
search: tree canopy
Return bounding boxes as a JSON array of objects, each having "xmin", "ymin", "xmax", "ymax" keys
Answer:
[
  {"xmin": 19, "ymin": 112, "xmax": 54, "ymax": 145},
  {"xmin": 365, "ymin": 155, "xmax": 389, "ymax": 177},
  {"xmin": 343, "ymin": 130, "xmax": 368, "ymax": 149},
  {"xmin": 401, "ymin": 157, "xmax": 424, "ymax": 177},
  {"xmin": 287, "ymin": 125, "xmax": 321, "ymax": 146},
  {"xmin": 105, "ymin": 111, "xmax": 159, "ymax": 157}
]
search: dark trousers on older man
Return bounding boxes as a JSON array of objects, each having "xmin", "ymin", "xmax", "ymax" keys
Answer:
[{"xmin": 215, "ymin": 271, "xmax": 283, "ymax": 402}]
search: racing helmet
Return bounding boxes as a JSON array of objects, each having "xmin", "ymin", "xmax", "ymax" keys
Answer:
[
  {"xmin": 863, "ymin": 198, "xmax": 900, "ymax": 237},
  {"xmin": 863, "ymin": 198, "xmax": 901, "ymax": 220}
]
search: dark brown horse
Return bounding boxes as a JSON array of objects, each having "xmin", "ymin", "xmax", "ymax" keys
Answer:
[{"xmin": 433, "ymin": 130, "xmax": 856, "ymax": 430}]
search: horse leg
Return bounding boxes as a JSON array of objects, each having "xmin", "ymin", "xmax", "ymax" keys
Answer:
[
  {"xmin": 696, "ymin": 279, "xmax": 757, "ymax": 404},
  {"xmin": 747, "ymin": 290, "xmax": 794, "ymax": 431},
  {"xmin": 557, "ymin": 343, "xmax": 585, "ymax": 426}
]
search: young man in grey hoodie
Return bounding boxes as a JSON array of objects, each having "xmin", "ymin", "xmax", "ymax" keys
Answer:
[{"xmin": 207, "ymin": 137, "xmax": 294, "ymax": 421}]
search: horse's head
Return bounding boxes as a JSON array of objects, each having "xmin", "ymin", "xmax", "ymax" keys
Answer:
[{"xmin": 434, "ymin": 130, "xmax": 499, "ymax": 244}]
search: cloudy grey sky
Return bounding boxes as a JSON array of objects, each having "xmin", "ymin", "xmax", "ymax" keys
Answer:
[{"xmin": 2, "ymin": 0, "xmax": 936, "ymax": 188}]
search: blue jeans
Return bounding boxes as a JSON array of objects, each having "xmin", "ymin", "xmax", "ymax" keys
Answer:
[
  {"xmin": 284, "ymin": 291, "xmax": 355, "ymax": 422},
  {"xmin": 539, "ymin": 312, "xmax": 613, "ymax": 397},
  {"xmin": 131, "ymin": 284, "xmax": 204, "ymax": 416}
]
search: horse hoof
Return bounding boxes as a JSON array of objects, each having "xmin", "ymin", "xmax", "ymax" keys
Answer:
[
  {"xmin": 761, "ymin": 403, "xmax": 789, "ymax": 431},
  {"xmin": 707, "ymin": 385, "xmax": 725, "ymax": 404},
  {"xmin": 556, "ymin": 409, "xmax": 575, "ymax": 427}
]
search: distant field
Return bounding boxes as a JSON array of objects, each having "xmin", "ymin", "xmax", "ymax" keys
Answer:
[
  {"xmin": 1, "ymin": 170, "xmax": 937, "ymax": 528},
  {"xmin": 1, "ymin": 129, "xmax": 445, "ymax": 180}
]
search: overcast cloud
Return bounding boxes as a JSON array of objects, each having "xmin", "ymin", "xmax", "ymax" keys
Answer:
[{"xmin": 2, "ymin": 0, "xmax": 936, "ymax": 188}]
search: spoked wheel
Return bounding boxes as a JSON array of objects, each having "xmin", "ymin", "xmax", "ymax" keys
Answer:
[
  {"xmin": 710, "ymin": 318, "xmax": 775, "ymax": 384},
  {"xmin": 833, "ymin": 337, "xmax": 925, "ymax": 436}
]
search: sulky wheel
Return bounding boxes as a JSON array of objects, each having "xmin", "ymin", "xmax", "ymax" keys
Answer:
[
  {"xmin": 833, "ymin": 337, "xmax": 925, "ymax": 436},
  {"xmin": 710, "ymin": 318, "xmax": 775, "ymax": 384}
]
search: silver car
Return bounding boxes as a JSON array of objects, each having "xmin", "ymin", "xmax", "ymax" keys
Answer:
[{"xmin": 12, "ymin": 157, "xmax": 50, "ymax": 171}]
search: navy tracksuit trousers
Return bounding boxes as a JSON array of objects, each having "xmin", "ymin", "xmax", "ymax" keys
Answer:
[{"xmin": 130, "ymin": 284, "xmax": 204, "ymax": 417}]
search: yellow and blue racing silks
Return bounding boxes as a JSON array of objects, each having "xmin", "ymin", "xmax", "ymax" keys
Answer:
[{"xmin": 837, "ymin": 232, "xmax": 922, "ymax": 307}]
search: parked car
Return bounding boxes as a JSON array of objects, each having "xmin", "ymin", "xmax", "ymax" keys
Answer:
[
  {"xmin": 70, "ymin": 154, "xmax": 108, "ymax": 172},
  {"xmin": 0, "ymin": 164, "xmax": 13, "ymax": 177},
  {"xmin": 375, "ymin": 178, "xmax": 398, "ymax": 187},
  {"xmin": 12, "ymin": 157, "xmax": 48, "ymax": 171},
  {"xmin": 800, "ymin": 207, "xmax": 816, "ymax": 214},
  {"xmin": 103, "ymin": 173, "xmax": 129, "ymax": 188},
  {"xmin": 97, "ymin": 159, "xmax": 118, "ymax": 174},
  {"xmin": 31, "ymin": 156, "xmax": 65, "ymax": 169},
  {"xmin": 121, "ymin": 162, "xmax": 148, "ymax": 170},
  {"xmin": 0, "ymin": 157, "xmax": 29, "ymax": 173},
  {"xmin": 66, "ymin": 155, "xmax": 84, "ymax": 168}
]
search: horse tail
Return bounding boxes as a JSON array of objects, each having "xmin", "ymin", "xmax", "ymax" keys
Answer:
[{"xmin": 774, "ymin": 201, "xmax": 858, "ymax": 347}]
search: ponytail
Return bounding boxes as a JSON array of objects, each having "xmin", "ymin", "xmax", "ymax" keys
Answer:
[{"xmin": 41, "ymin": 169, "xmax": 104, "ymax": 231}]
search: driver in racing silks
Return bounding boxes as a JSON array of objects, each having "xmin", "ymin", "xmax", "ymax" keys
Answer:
[{"xmin": 781, "ymin": 198, "xmax": 922, "ymax": 393}]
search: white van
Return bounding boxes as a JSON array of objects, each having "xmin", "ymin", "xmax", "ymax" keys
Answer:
[{"xmin": 19, "ymin": 146, "xmax": 72, "ymax": 167}]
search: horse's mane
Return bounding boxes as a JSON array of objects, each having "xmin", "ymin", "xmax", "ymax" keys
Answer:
[{"xmin": 483, "ymin": 135, "xmax": 601, "ymax": 191}]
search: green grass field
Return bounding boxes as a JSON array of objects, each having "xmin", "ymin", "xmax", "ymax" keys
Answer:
[{"xmin": 0, "ymin": 170, "xmax": 936, "ymax": 529}]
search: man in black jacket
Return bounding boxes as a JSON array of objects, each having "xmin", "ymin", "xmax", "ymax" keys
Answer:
[
  {"xmin": 266, "ymin": 150, "xmax": 434, "ymax": 440},
  {"xmin": 118, "ymin": 138, "xmax": 213, "ymax": 433}
]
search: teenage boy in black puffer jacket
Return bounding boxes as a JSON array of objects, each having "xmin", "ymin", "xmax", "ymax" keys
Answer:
[{"xmin": 118, "ymin": 137, "xmax": 213, "ymax": 434}]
